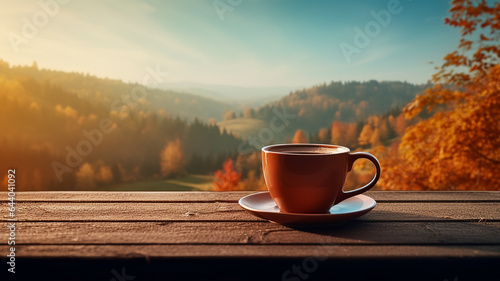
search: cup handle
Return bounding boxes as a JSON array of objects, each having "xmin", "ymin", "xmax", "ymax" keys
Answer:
[{"xmin": 333, "ymin": 152, "xmax": 381, "ymax": 205}]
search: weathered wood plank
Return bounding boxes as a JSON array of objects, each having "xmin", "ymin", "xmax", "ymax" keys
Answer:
[
  {"xmin": 1, "ymin": 191, "xmax": 499, "ymax": 281},
  {"xmin": 2, "ymin": 202, "xmax": 499, "ymax": 221},
  {"xmin": 2, "ymin": 221, "xmax": 499, "ymax": 245},
  {"xmin": 2, "ymin": 191, "xmax": 500, "ymax": 202},
  {"xmin": 2, "ymin": 244, "xmax": 499, "ymax": 258},
  {"xmin": 0, "ymin": 191, "xmax": 246, "ymax": 202}
]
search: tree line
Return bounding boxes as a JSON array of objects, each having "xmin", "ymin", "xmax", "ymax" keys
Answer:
[{"xmin": 0, "ymin": 62, "xmax": 241, "ymax": 190}]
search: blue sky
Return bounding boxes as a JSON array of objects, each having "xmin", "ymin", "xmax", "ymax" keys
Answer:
[{"xmin": 1, "ymin": 0, "xmax": 459, "ymax": 91}]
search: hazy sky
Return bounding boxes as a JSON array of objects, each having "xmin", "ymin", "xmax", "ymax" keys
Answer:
[{"xmin": 1, "ymin": 0, "xmax": 459, "ymax": 90}]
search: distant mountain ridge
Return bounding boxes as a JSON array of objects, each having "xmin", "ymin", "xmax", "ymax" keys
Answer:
[
  {"xmin": 255, "ymin": 80, "xmax": 430, "ymax": 134},
  {"xmin": 1, "ymin": 60, "xmax": 237, "ymax": 122},
  {"xmin": 160, "ymin": 82, "xmax": 288, "ymax": 108},
  {"xmin": 0, "ymin": 59, "xmax": 432, "ymax": 191},
  {"xmin": 0, "ymin": 60, "xmax": 243, "ymax": 190}
]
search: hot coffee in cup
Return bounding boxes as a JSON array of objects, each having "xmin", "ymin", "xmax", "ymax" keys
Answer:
[{"xmin": 262, "ymin": 143, "xmax": 381, "ymax": 214}]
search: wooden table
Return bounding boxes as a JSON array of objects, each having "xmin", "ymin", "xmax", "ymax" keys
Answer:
[{"xmin": 1, "ymin": 191, "xmax": 500, "ymax": 281}]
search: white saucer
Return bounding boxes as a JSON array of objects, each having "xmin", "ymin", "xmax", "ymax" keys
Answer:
[{"xmin": 238, "ymin": 191, "xmax": 376, "ymax": 226}]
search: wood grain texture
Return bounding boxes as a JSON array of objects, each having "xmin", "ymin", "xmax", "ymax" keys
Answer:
[
  {"xmin": 1, "ymin": 191, "xmax": 499, "ymax": 281},
  {"xmin": 1, "ymin": 202, "xmax": 499, "ymax": 222},
  {"xmin": 2, "ymin": 221, "xmax": 500, "ymax": 245},
  {"xmin": 2, "ymin": 244, "xmax": 499, "ymax": 258},
  {"xmin": 2, "ymin": 191, "xmax": 500, "ymax": 202}
]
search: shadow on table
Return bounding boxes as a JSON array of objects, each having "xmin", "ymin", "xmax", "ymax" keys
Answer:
[{"xmin": 282, "ymin": 209, "xmax": 500, "ymax": 281}]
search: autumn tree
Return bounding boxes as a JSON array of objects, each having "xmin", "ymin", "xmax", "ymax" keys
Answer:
[
  {"xmin": 394, "ymin": 114, "xmax": 407, "ymax": 136},
  {"xmin": 239, "ymin": 170, "xmax": 267, "ymax": 191},
  {"xmin": 243, "ymin": 107, "xmax": 254, "ymax": 119},
  {"xmin": 223, "ymin": 110, "xmax": 236, "ymax": 121},
  {"xmin": 213, "ymin": 158, "xmax": 241, "ymax": 191},
  {"xmin": 208, "ymin": 117, "xmax": 218, "ymax": 126},
  {"xmin": 344, "ymin": 123, "xmax": 358, "ymax": 147},
  {"xmin": 358, "ymin": 124, "xmax": 373, "ymax": 146},
  {"xmin": 160, "ymin": 138, "xmax": 186, "ymax": 178},
  {"xmin": 317, "ymin": 128, "xmax": 329, "ymax": 143},
  {"xmin": 236, "ymin": 151, "xmax": 261, "ymax": 177},
  {"xmin": 291, "ymin": 129, "xmax": 307, "ymax": 143},
  {"xmin": 75, "ymin": 163, "xmax": 96, "ymax": 188},
  {"xmin": 330, "ymin": 121, "xmax": 345, "ymax": 144},
  {"xmin": 367, "ymin": 116, "xmax": 381, "ymax": 147},
  {"xmin": 369, "ymin": 128, "xmax": 381, "ymax": 147},
  {"xmin": 382, "ymin": 0, "xmax": 500, "ymax": 190},
  {"xmin": 378, "ymin": 119, "xmax": 390, "ymax": 141},
  {"xmin": 96, "ymin": 164, "xmax": 113, "ymax": 184},
  {"xmin": 387, "ymin": 115, "xmax": 396, "ymax": 131}
]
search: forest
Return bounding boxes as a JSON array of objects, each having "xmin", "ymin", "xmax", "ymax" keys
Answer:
[
  {"xmin": 1, "ymin": 0, "xmax": 499, "ymax": 192},
  {"xmin": 0, "ymin": 61, "xmax": 241, "ymax": 190},
  {"xmin": 217, "ymin": 0, "xmax": 500, "ymax": 192},
  {"xmin": 0, "ymin": 59, "xmax": 421, "ymax": 191}
]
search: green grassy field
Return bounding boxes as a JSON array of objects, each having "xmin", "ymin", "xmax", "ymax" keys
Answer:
[
  {"xmin": 217, "ymin": 118, "xmax": 267, "ymax": 139},
  {"xmin": 217, "ymin": 117, "xmax": 292, "ymax": 144},
  {"xmin": 103, "ymin": 174, "xmax": 213, "ymax": 191}
]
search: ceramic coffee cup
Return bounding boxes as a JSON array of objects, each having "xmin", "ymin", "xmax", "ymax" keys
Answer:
[{"xmin": 262, "ymin": 143, "xmax": 381, "ymax": 214}]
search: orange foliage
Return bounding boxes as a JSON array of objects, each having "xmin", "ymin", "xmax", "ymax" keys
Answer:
[
  {"xmin": 330, "ymin": 121, "xmax": 345, "ymax": 144},
  {"xmin": 213, "ymin": 158, "xmax": 242, "ymax": 191},
  {"xmin": 405, "ymin": 0, "xmax": 500, "ymax": 117},
  {"xmin": 369, "ymin": 129, "xmax": 381, "ymax": 147},
  {"xmin": 378, "ymin": 119, "xmax": 390, "ymax": 140},
  {"xmin": 160, "ymin": 138, "xmax": 186, "ymax": 178},
  {"xmin": 394, "ymin": 114, "xmax": 407, "ymax": 136},
  {"xmin": 239, "ymin": 170, "xmax": 267, "ymax": 191},
  {"xmin": 208, "ymin": 118, "xmax": 218, "ymax": 126},
  {"xmin": 331, "ymin": 121, "xmax": 358, "ymax": 147},
  {"xmin": 223, "ymin": 110, "xmax": 235, "ymax": 121},
  {"xmin": 382, "ymin": 0, "xmax": 500, "ymax": 190},
  {"xmin": 243, "ymin": 107, "xmax": 253, "ymax": 119},
  {"xmin": 344, "ymin": 123, "xmax": 358, "ymax": 147},
  {"xmin": 75, "ymin": 163, "xmax": 96, "ymax": 188},
  {"xmin": 358, "ymin": 124, "xmax": 373, "ymax": 146},
  {"xmin": 291, "ymin": 129, "xmax": 307, "ymax": 143},
  {"xmin": 317, "ymin": 128, "xmax": 329, "ymax": 143}
]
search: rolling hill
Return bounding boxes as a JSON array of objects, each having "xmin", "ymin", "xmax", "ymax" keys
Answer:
[
  {"xmin": 255, "ymin": 80, "xmax": 429, "ymax": 134},
  {"xmin": 2, "ymin": 60, "xmax": 238, "ymax": 122}
]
